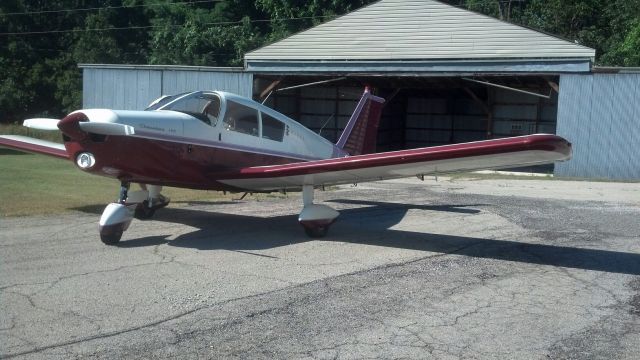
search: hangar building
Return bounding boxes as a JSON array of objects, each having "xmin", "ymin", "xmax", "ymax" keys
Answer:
[{"xmin": 80, "ymin": 0, "xmax": 640, "ymax": 180}]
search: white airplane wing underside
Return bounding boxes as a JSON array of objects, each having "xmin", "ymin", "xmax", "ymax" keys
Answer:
[{"xmin": 217, "ymin": 134, "xmax": 571, "ymax": 191}]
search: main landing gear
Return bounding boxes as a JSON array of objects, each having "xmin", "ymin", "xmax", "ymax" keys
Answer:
[
  {"xmin": 98, "ymin": 183, "xmax": 170, "ymax": 245},
  {"xmin": 298, "ymin": 185, "xmax": 339, "ymax": 238}
]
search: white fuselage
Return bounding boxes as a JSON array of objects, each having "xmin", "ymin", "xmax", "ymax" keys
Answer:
[{"xmin": 76, "ymin": 91, "xmax": 343, "ymax": 163}]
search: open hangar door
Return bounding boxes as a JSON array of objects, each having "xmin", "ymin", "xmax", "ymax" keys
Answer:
[{"xmin": 254, "ymin": 75, "xmax": 559, "ymax": 157}]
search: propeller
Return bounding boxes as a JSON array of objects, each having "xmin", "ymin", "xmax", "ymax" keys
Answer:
[
  {"xmin": 23, "ymin": 118, "xmax": 60, "ymax": 131},
  {"xmin": 78, "ymin": 122, "xmax": 135, "ymax": 136},
  {"xmin": 24, "ymin": 115, "xmax": 135, "ymax": 137}
]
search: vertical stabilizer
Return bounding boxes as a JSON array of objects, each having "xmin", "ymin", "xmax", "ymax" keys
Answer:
[{"xmin": 336, "ymin": 87, "xmax": 385, "ymax": 156}]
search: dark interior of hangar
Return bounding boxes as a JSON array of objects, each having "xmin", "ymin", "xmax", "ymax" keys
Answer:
[{"xmin": 254, "ymin": 75, "xmax": 560, "ymax": 154}]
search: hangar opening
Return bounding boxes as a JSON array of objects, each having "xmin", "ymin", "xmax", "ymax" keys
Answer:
[{"xmin": 255, "ymin": 75, "xmax": 559, "ymax": 153}]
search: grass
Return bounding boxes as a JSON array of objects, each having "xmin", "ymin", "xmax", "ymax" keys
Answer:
[{"xmin": 0, "ymin": 150, "xmax": 287, "ymax": 217}]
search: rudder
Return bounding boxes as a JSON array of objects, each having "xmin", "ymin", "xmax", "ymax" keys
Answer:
[{"xmin": 336, "ymin": 87, "xmax": 385, "ymax": 156}]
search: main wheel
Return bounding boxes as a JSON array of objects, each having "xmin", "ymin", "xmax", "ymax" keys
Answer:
[
  {"xmin": 100, "ymin": 230, "xmax": 123, "ymax": 245},
  {"xmin": 304, "ymin": 225, "xmax": 328, "ymax": 238},
  {"xmin": 134, "ymin": 201, "xmax": 156, "ymax": 220}
]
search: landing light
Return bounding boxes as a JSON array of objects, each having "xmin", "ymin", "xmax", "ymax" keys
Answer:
[{"xmin": 76, "ymin": 152, "xmax": 96, "ymax": 169}]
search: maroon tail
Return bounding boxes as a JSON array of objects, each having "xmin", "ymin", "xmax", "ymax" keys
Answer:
[{"xmin": 336, "ymin": 87, "xmax": 385, "ymax": 156}]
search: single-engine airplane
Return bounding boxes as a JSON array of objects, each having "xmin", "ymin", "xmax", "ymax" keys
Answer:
[{"xmin": 0, "ymin": 87, "xmax": 571, "ymax": 244}]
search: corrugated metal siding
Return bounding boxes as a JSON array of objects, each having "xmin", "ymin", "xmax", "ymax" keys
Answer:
[
  {"xmin": 161, "ymin": 71, "xmax": 253, "ymax": 97},
  {"xmin": 555, "ymin": 74, "xmax": 640, "ymax": 180},
  {"xmin": 83, "ymin": 68, "xmax": 162, "ymax": 109},
  {"xmin": 82, "ymin": 67, "xmax": 252, "ymax": 110},
  {"xmin": 246, "ymin": 0, "xmax": 595, "ymax": 61}
]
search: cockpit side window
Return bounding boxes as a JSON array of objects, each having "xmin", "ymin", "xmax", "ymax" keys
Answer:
[
  {"xmin": 161, "ymin": 92, "xmax": 221, "ymax": 126},
  {"xmin": 261, "ymin": 112, "xmax": 285, "ymax": 142},
  {"xmin": 223, "ymin": 100, "xmax": 259, "ymax": 137}
]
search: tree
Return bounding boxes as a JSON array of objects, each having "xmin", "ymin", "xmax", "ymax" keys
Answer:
[
  {"xmin": 255, "ymin": 0, "xmax": 374, "ymax": 42},
  {"xmin": 606, "ymin": 20, "xmax": 640, "ymax": 66},
  {"xmin": 147, "ymin": 0, "xmax": 265, "ymax": 66},
  {"xmin": 444, "ymin": 0, "xmax": 640, "ymax": 66}
]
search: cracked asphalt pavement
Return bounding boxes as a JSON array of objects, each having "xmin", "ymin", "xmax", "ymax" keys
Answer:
[{"xmin": 1, "ymin": 177, "xmax": 639, "ymax": 359}]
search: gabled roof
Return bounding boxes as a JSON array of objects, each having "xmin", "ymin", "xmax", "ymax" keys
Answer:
[{"xmin": 245, "ymin": 0, "xmax": 595, "ymax": 62}]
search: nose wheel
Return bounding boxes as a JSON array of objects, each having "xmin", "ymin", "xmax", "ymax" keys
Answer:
[
  {"xmin": 99, "ymin": 182, "xmax": 134, "ymax": 245},
  {"xmin": 100, "ymin": 224, "xmax": 126, "ymax": 245}
]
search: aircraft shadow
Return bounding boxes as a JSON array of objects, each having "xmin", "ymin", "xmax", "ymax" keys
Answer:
[
  {"xmin": 71, "ymin": 200, "xmax": 241, "ymax": 215},
  {"xmin": 117, "ymin": 200, "xmax": 640, "ymax": 276}
]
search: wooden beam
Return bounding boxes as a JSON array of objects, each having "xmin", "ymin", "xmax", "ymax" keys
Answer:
[{"xmin": 259, "ymin": 78, "xmax": 283, "ymax": 100}]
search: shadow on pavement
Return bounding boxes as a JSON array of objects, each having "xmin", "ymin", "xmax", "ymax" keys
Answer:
[{"xmin": 117, "ymin": 201, "xmax": 640, "ymax": 276}]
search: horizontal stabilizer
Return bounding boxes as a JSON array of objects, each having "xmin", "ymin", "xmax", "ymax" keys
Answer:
[
  {"xmin": 23, "ymin": 118, "xmax": 60, "ymax": 131},
  {"xmin": 0, "ymin": 135, "xmax": 68, "ymax": 159}
]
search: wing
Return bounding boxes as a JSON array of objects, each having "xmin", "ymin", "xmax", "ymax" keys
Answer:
[
  {"xmin": 216, "ymin": 134, "xmax": 571, "ymax": 191},
  {"xmin": 0, "ymin": 135, "xmax": 69, "ymax": 159}
]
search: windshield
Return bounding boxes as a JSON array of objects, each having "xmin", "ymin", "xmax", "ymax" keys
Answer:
[
  {"xmin": 145, "ymin": 93, "xmax": 189, "ymax": 111},
  {"xmin": 155, "ymin": 91, "xmax": 221, "ymax": 126}
]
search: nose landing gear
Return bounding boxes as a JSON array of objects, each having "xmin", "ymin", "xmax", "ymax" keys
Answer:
[
  {"xmin": 99, "ymin": 182, "xmax": 134, "ymax": 245},
  {"xmin": 98, "ymin": 183, "xmax": 169, "ymax": 245}
]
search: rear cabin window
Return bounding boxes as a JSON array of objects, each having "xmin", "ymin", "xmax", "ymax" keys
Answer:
[
  {"xmin": 223, "ymin": 100, "xmax": 259, "ymax": 137},
  {"xmin": 261, "ymin": 113, "xmax": 285, "ymax": 142}
]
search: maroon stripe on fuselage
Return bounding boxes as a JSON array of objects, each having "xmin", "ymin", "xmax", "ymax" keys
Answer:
[
  {"xmin": 215, "ymin": 134, "xmax": 571, "ymax": 179},
  {"xmin": 64, "ymin": 135, "xmax": 303, "ymax": 190}
]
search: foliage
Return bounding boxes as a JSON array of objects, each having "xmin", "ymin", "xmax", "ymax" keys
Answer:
[
  {"xmin": 444, "ymin": 0, "xmax": 640, "ymax": 66},
  {"xmin": 1, "ymin": 0, "xmax": 638, "ymax": 123}
]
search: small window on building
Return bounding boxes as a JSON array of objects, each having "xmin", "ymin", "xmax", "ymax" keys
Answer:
[
  {"xmin": 223, "ymin": 100, "xmax": 259, "ymax": 136},
  {"xmin": 261, "ymin": 113, "xmax": 285, "ymax": 142}
]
